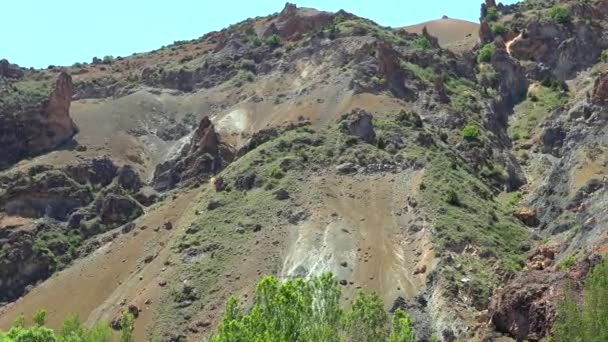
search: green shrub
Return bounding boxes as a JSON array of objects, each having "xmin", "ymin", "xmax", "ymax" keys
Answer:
[
  {"xmin": 412, "ymin": 36, "xmax": 432, "ymax": 50},
  {"xmin": 102, "ymin": 55, "xmax": 114, "ymax": 64},
  {"xmin": 486, "ymin": 7, "xmax": 499, "ymax": 22},
  {"xmin": 548, "ymin": 5, "xmax": 571, "ymax": 24},
  {"xmin": 269, "ymin": 165, "xmax": 285, "ymax": 179},
  {"xmin": 446, "ymin": 189, "xmax": 460, "ymax": 206},
  {"xmin": 265, "ymin": 34, "xmax": 282, "ymax": 48},
  {"xmin": 462, "ymin": 123, "xmax": 481, "ymax": 141},
  {"xmin": 601, "ymin": 49, "xmax": 608, "ymax": 63},
  {"xmin": 490, "ymin": 23, "xmax": 508, "ymax": 36},
  {"xmin": 559, "ymin": 255, "xmax": 576, "ymax": 270},
  {"xmin": 478, "ymin": 43, "xmax": 496, "ymax": 63},
  {"xmin": 552, "ymin": 257, "xmax": 608, "ymax": 342},
  {"xmin": 212, "ymin": 274, "xmax": 416, "ymax": 342},
  {"xmin": 33, "ymin": 309, "xmax": 47, "ymax": 327}
]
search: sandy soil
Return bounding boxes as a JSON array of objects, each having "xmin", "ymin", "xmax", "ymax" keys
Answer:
[
  {"xmin": 402, "ymin": 18, "xmax": 479, "ymax": 53},
  {"xmin": 0, "ymin": 190, "xmax": 200, "ymax": 341}
]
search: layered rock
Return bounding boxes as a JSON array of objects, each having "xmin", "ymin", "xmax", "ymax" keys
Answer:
[
  {"xmin": 0, "ymin": 158, "xmax": 146, "ymax": 301},
  {"xmin": 0, "ymin": 71, "xmax": 78, "ymax": 169},
  {"xmin": 153, "ymin": 117, "xmax": 233, "ymax": 191}
]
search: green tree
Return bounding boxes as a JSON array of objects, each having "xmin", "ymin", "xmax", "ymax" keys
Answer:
[
  {"xmin": 344, "ymin": 292, "xmax": 388, "ymax": 342},
  {"xmin": 33, "ymin": 310, "xmax": 47, "ymax": 327},
  {"xmin": 212, "ymin": 273, "xmax": 415, "ymax": 342},
  {"xmin": 389, "ymin": 309, "xmax": 415, "ymax": 342}
]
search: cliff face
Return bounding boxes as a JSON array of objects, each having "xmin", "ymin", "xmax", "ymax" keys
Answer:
[{"xmin": 0, "ymin": 71, "xmax": 78, "ymax": 169}]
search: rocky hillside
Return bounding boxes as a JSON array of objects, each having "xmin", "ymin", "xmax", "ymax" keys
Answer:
[{"xmin": 0, "ymin": 1, "xmax": 606, "ymax": 341}]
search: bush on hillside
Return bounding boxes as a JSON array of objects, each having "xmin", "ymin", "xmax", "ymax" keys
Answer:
[
  {"xmin": 478, "ymin": 43, "xmax": 496, "ymax": 63},
  {"xmin": 548, "ymin": 5, "xmax": 571, "ymax": 25},
  {"xmin": 265, "ymin": 34, "xmax": 282, "ymax": 48},
  {"xmin": 490, "ymin": 23, "xmax": 508, "ymax": 36},
  {"xmin": 412, "ymin": 36, "xmax": 432, "ymax": 50},
  {"xmin": 462, "ymin": 123, "xmax": 481, "ymax": 141},
  {"xmin": 601, "ymin": 49, "xmax": 608, "ymax": 63},
  {"xmin": 486, "ymin": 7, "xmax": 499, "ymax": 22}
]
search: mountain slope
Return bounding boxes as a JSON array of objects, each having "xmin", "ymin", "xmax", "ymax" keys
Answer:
[{"xmin": 0, "ymin": 1, "xmax": 607, "ymax": 341}]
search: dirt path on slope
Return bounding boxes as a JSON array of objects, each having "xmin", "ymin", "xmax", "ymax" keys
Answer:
[
  {"xmin": 0, "ymin": 190, "xmax": 200, "ymax": 341},
  {"xmin": 282, "ymin": 172, "xmax": 436, "ymax": 306}
]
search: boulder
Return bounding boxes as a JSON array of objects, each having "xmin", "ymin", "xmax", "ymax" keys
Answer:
[
  {"xmin": 98, "ymin": 194, "xmax": 143, "ymax": 227},
  {"xmin": 340, "ymin": 108, "xmax": 376, "ymax": 144},
  {"xmin": 513, "ymin": 207, "xmax": 540, "ymax": 227}
]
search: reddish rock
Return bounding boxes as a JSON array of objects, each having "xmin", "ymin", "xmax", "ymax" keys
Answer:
[
  {"xmin": 489, "ymin": 254, "xmax": 602, "ymax": 341},
  {"xmin": 592, "ymin": 72, "xmax": 608, "ymax": 105}
]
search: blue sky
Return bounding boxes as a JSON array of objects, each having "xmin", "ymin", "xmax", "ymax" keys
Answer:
[{"xmin": 2, "ymin": 0, "xmax": 517, "ymax": 68}]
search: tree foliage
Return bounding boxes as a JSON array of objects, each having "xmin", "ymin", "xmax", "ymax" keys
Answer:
[
  {"xmin": 212, "ymin": 273, "xmax": 415, "ymax": 342},
  {"xmin": 0, "ymin": 310, "xmax": 127, "ymax": 342},
  {"xmin": 478, "ymin": 43, "xmax": 496, "ymax": 63},
  {"xmin": 548, "ymin": 5, "xmax": 571, "ymax": 25},
  {"xmin": 552, "ymin": 257, "xmax": 608, "ymax": 342}
]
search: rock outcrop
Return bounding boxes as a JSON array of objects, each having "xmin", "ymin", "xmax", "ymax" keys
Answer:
[
  {"xmin": 263, "ymin": 3, "xmax": 335, "ymax": 40},
  {"xmin": 0, "ymin": 71, "xmax": 78, "ymax": 169},
  {"xmin": 153, "ymin": 116, "xmax": 233, "ymax": 191},
  {"xmin": 490, "ymin": 43, "xmax": 528, "ymax": 112},
  {"xmin": 0, "ymin": 59, "xmax": 24, "ymax": 79},
  {"xmin": 592, "ymin": 72, "xmax": 608, "ymax": 105},
  {"xmin": 339, "ymin": 109, "xmax": 376, "ymax": 144},
  {"xmin": 489, "ymin": 254, "xmax": 603, "ymax": 341}
]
